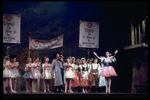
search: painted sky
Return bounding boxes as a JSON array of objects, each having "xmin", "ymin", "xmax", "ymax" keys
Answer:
[{"xmin": 3, "ymin": 1, "xmax": 148, "ymax": 58}]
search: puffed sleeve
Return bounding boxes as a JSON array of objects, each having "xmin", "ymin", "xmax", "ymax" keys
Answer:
[
  {"xmin": 42, "ymin": 64, "xmax": 45, "ymax": 68},
  {"xmin": 74, "ymin": 65, "xmax": 77, "ymax": 70},
  {"xmin": 100, "ymin": 56, "xmax": 105, "ymax": 62},
  {"xmin": 25, "ymin": 64, "xmax": 28, "ymax": 70},
  {"xmin": 79, "ymin": 65, "xmax": 82, "ymax": 70},
  {"xmin": 16, "ymin": 62, "xmax": 19, "ymax": 67},
  {"xmin": 110, "ymin": 56, "xmax": 116, "ymax": 62}
]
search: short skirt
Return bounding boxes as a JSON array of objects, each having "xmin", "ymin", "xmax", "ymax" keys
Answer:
[
  {"xmin": 3, "ymin": 68, "xmax": 15, "ymax": 78},
  {"xmin": 41, "ymin": 70, "xmax": 53, "ymax": 79},
  {"xmin": 32, "ymin": 69, "xmax": 41, "ymax": 79},
  {"xmin": 11, "ymin": 70, "xmax": 21, "ymax": 78},
  {"xmin": 65, "ymin": 70, "xmax": 75, "ymax": 79},
  {"xmin": 100, "ymin": 66, "xmax": 117, "ymax": 77}
]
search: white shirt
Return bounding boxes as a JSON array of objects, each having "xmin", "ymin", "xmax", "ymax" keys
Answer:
[{"xmin": 88, "ymin": 63, "xmax": 101, "ymax": 75}]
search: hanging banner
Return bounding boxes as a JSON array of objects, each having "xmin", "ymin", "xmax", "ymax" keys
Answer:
[
  {"xmin": 29, "ymin": 35, "xmax": 63, "ymax": 50},
  {"xmin": 79, "ymin": 20, "xmax": 99, "ymax": 48},
  {"xmin": 3, "ymin": 14, "xmax": 21, "ymax": 43}
]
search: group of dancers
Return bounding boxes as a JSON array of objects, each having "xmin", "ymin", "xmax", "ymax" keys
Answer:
[{"xmin": 3, "ymin": 49, "xmax": 118, "ymax": 93}]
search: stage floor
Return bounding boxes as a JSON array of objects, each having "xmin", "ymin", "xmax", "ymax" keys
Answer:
[{"xmin": 3, "ymin": 91, "xmax": 148, "ymax": 99}]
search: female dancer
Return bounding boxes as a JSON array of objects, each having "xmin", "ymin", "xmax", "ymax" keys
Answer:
[
  {"xmin": 10, "ymin": 57, "xmax": 21, "ymax": 92},
  {"xmin": 74, "ymin": 59, "xmax": 82, "ymax": 92},
  {"xmin": 41, "ymin": 57, "xmax": 52, "ymax": 93},
  {"xmin": 71, "ymin": 57, "xmax": 80, "ymax": 90},
  {"xmin": 22, "ymin": 58, "xmax": 33, "ymax": 92},
  {"xmin": 31, "ymin": 57, "xmax": 41, "ymax": 93},
  {"xmin": 88, "ymin": 58, "xmax": 100, "ymax": 93},
  {"xmin": 64, "ymin": 58, "xmax": 75, "ymax": 93},
  {"xmin": 80, "ymin": 57, "xmax": 89, "ymax": 93},
  {"xmin": 3, "ymin": 56, "xmax": 16, "ymax": 93},
  {"xmin": 93, "ymin": 50, "xmax": 118, "ymax": 93}
]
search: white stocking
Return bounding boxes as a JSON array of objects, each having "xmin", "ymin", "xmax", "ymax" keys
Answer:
[
  {"xmin": 47, "ymin": 80, "xmax": 50, "ymax": 91},
  {"xmin": 105, "ymin": 77, "xmax": 108, "ymax": 92},
  {"xmin": 108, "ymin": 78, "xmax": 111, "ymax": 92},
  {"xmin": 14, "ymin": 79, "xmax": 17, "ymax": 91},
  {"xmin": 9, "ymin": 78, "xmax": 13, "ymax": 91},
  {"xmin": 43, "ymin": 80, "xmax": 46, "ymax": 92},
  {"xmin": 3, "ymin": 79, "xmax": 6, "ymax": 92}
]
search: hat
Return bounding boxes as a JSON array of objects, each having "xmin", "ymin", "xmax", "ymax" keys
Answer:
[
  {"xmin": 88, "ymin": 58, "xmax": 93, "ymax": 62},
  {"xmin": 81, "ymin": 57, "xmax": 86, "ymax": 61}
]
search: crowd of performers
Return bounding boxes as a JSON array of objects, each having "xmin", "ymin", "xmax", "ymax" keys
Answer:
[{"xmin": 3, "ymin": 50, "xmax": 118, "ymax": 94}]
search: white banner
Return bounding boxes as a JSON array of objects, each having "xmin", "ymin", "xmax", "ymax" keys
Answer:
[
  {"xmin": 79, "ymin": 20, "xmax": 99, "ymax": 48},
  {"xmin": 29, "ymin": 35, "xmax": 63, "ymax": 50},
  {"xmin": 3, "ymin": 14, "xmax": 21, "ymax": 43}
]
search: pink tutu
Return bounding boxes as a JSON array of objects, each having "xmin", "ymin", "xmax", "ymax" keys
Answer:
[{"xmin": 100, "ymin": 66, "xmax": 117, "ymax": 77}]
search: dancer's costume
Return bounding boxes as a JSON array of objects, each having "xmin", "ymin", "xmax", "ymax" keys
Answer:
[
  {"xmin": 98, "ymin": 63, "xmax": 106, "ymax": 87},
  {"xmin": 41, "ymin": 63, "xmax": 53, "ymax": 79},
  {"xmin": 88, "ymin": 63, "xmax": 100, "ymax": 90},
  {"xmin": 10, "ymin": 62, "xmax": 21, "ymax": 78},
  {"xmin": 31, "ymin": 63, "xmax": 41, "ymax": 79},
  {"xmin": 100, "ymin": 56, "xmax": 117, "ymax": 77},
  {"xmin": 23, "ymin": 63, "xmax": 33, "ymax": 79},
  {"xmin": 3, "ymin": 61, "xmax": 14, "ymax": 78},
  {"xmin": 65, "ymin": 63, "xmax": 75, "ymax": 80},
  {"xmin": 71, "ymin": 63, "xmax": 80, "ymax": 87},
  {"xmin": 80, "ymin": 64, "xmax": 89, "ymax": 86}
]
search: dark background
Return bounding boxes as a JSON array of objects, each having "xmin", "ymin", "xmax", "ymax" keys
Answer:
[{"xmin": 3, "ymin": 1, "xmax": 148, "ymax": 92}]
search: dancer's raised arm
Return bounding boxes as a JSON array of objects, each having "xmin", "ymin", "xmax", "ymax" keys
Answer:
[
  {"xmin": 112, "ymin": 50, "xmax": 118, "ymax": 59},
  {"xmin": 93, "ymin": 52, "xmax": 101, "ymax": 60}
]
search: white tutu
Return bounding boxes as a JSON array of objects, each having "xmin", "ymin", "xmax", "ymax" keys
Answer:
[
  {"xmin": 11, "ymin": 69, "xmax": 21, "ymax": 78},
  {"xmin": 41, "ymin": 70, "xmax": 53, "ymax": 79},
  {"xmin": 32, "ymin": 69, "xmax": 41, "ymax": 79},
  {"xmin": 65, "ymin": 70, "xmax": 75, "ymax": 79},
  {"xmin": 23, "ymin": 72, "xmax": 33, "ymax": 79},
  {"xmin": 3, "ymin": 68, "xmax": 14, "ymax": 78}
]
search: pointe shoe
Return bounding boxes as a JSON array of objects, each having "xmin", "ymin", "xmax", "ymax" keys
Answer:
[
  {"xmin": 44, "ymin": 90, "xmax": 46, "ymax": 93},
  {"xmin": 68, "ymin": 90, "xmax": 73, "ymax": 93},
  {"xmin": 27, "ymin": 90, "xmax": 30, "ymax": 92},
  {"xmin": 4, "ymin": 90, "xmax": 7, "ymax": 93},
  {"xmin": 11, "ymin": 90, "xmax": 17, "ymax": 93},
  {"xmin": 106, "ymin": 89, "xmax": 108, "ymax": 93},
  {"xmin": 47, "ymin": 90, "xmax": 51, "ymax": 93},
  {"xmin": 108, "ymin": 89, "xmax": 111, "ymax": 93}
]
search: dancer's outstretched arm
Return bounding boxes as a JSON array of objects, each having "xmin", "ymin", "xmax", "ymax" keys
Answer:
[
  {"xmin": 112, "ymin": 50, "xmax": 118, "ymax": 59},
  {"xmin": 93, "ymin": 52, "xmax": 101, "ymax": 60}
]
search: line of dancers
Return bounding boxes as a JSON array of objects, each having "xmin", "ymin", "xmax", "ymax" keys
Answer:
[{"xmin": 3, "ymin": 50, "xmax": 118, "ymax": 93}]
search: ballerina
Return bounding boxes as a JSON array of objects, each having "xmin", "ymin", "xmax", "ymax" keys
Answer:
[
  {"xmin": 10, "ymin": 57, "xmax": 21, "ymax": 93},
  {"xmin": 31, "ymin": 57, "xmax": 41, "ymax": 93},
  {"xmin": 41, "ymin": 57, "xmax": 52, "ymax": 93},
  {"xmin": 3, "ymin": 56, "xmax": 16, "ymax": 93},
  {"xmin": 93, "ymin": 50, "xmax": 118, "ymax": 93},
  {"xmin": 64, "ymin": 58, "xmax": 75, "ymax": 93},
  {"xmin": 22, "ymin": 58, "xmax": 33, "ymax": 92}
]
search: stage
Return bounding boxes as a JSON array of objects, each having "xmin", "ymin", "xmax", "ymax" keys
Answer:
[{"xmin": 2, "ymin": 91, "xmax": 148, "ymax": 99}]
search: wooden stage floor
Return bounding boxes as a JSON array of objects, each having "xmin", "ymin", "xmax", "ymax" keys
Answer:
[{"xmin": 2, "ymin": 91, "xmax": 148, "ymax": 99}]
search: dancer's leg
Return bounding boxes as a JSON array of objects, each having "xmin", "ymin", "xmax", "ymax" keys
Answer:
[
  {"xmin": 14, "ymin": 78, "xmax": 17, "ymax": 91},
  {"xmin": 43, "ymin": 80, "xmax": 46, "ymax": 92},
  {"xmin": 105, "ymin": 77, "xmax": 108, "ymax": 93},
  {"xmin": 65, "ymin": 80, "xmax": 67, "ymax": 93},
  {"xmin": 3, "ymin": 79, "xmax": 7, "ymax": 93},
  {"xmin": 108, "ymin": 77, "xmax": 111, "ymax": 93},
  {"xmin": 69, "ymin": 80, "xmax": 73, "ymax": 93},
  {"xmin": 47, "ymin": 80, "xmax": 51, "ymax": 92},
  {"xmin": 9, "ymin": 78, "xmax": 16, "ymax": 93}
]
